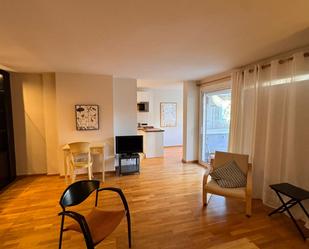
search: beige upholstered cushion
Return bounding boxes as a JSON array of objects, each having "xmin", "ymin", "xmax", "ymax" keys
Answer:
[{"xmin": 206, "ymin": 179, "xmax": 246, "ymax": 199}]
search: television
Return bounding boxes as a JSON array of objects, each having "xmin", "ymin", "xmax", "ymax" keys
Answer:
[
  {"xmin": 137, "ymin": 102, "xmax": 149, "ymax": 112},
  {"xmin": 116, "ymin": 135, "xmax": 143, "ymax": 154}
]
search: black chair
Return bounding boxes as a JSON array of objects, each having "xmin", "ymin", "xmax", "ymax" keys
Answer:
[{"xmin": 58, "ymin": 180, "xmax": 131, "ymax": 249}]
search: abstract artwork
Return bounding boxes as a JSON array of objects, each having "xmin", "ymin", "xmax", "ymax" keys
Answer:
[
  {"xmin": 160, "ymin": 102, "xmax": 177, "ymax": 127},
  {"xmin": 75, "ymin": 105, "xmax": 99, "ymax": 130}
]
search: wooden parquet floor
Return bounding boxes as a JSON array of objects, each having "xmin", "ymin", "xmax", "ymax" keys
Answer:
[{"xmin": 0, "ymin": 147, "xmax": 308, "ymax": 249}]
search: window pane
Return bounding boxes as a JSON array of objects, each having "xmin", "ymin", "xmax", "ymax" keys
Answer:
[{"xmin": 201, "ymin": 89, "xmax": 231, "ymax": 162}]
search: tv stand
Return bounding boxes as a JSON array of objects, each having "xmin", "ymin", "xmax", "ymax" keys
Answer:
[{"xmin": 116, "ymin": 153, "xmax": 140, "ymax": 175}]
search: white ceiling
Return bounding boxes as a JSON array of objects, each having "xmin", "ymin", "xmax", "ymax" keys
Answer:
[{"xmin": 1, "ymin": 0, "xmax": 309, "ymax": 80}]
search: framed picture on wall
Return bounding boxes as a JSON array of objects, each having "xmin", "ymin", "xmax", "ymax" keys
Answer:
[
  {"xmin": 75, "ymin": 104, "xmax": 99, "ymax": 130},
  {"xmin": 160, "ymin": 102, "xmax": 177, "ymax": 127}
]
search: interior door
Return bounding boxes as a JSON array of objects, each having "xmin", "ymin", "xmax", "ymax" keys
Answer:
[
  {"xmin": 199, "ymin": 83, "xmax": 231, "ymax": 166},
  {"xmin": 0, "ymin": 70, "xmax": 16, "ymax": 189},
  {"xmin": 0, "ymin": 74, "xmax": 9, "ymax": 188}
]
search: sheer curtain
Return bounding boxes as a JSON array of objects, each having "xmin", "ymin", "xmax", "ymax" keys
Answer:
[{"xmin": 229, "ymin": 51, "xmax": 309, "ymax": 226}]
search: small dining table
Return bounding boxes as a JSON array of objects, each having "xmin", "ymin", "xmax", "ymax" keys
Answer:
[{"xmin": 62, "ymin": 143, "xmax": 105, "ymax": 184}]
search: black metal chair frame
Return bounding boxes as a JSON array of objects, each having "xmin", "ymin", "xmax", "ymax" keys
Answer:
[
  {"xmin": 58, "ymin": 180, "xmax": 132, "ymax": 249},
  {"xmin": 269, "ymin": 183, "xmax": 309, "ymax": 241}
]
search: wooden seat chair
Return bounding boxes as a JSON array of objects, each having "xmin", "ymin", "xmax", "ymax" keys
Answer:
[
  {"xmin": 68, "ymin": 142, "xmax": 93, "ymax": 183},
  {"xmin": 202, "ymin": 151, "xmax": 253, "ymax": 216},
  {"xmin": 58, "ymin": 180, "xmax": 132, "ymax": 249}
]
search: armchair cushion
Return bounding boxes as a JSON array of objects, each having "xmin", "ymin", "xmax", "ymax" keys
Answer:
[
  {"xmin": 210, "ymin": 160, "xmax": 247, "ymax": 188},
  {"xmin": 206, "ymin": 179, "xmax": 246, "ymax": 199}
]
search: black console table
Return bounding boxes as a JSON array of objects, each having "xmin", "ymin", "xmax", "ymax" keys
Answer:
[
  {"xmin": 269, "ymin": 183, "xmax": 309, "ymax": 240},
  {"xmin": 116, "ymin": 153, "xmax": 140, "ymax": 175}
]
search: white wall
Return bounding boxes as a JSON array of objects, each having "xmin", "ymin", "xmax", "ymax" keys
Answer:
[
  {"xmin": 183, "ymin": 81, "xmax": 199, "ymax": 162},
  {"xmin": 137, "ymin": 88, "xmax": 183, "ymax": 147},
  {"xmin": 10, "ymin": 72, "xmax": 140, "ymax": 175},
  {"xmin": 42, "ymin": 73, "xmax": 59, "ymax": 175},
  {"xmin": 11, "ymin": 73, "xmax": 48, "ymax": 175},
  {"xmin": 10, "ymin": 74, "xmax": 30, "ymax": 175},
  {"xmin": 137, "ymin": 89, "xmax": 154, "ymax": 125},
  {"xmin": 152, "ymin": 89, "xmax": 183, "ymax": 146},
  {"xmin": 55, "ymin": 72, "xmax": 115, "ymax": 172},
  {"xmin": 113, "ymin": 78, "xmax": 137, "ymax": 136},
  {"xmin": 113, "ymin": 78, "xmax": 138, "ymax": 167}
]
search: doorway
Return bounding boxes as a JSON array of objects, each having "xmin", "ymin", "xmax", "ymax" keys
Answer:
[{"xmin": 199, "ymin": 82, "xmax": 231, "ymax": 166}]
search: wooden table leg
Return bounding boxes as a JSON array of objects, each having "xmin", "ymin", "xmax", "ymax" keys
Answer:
[
  {"xmin": 102, "ymin": 149, "xmax": 105, "ymax": 182},
  {"xmin": 64, "ymin": 151, "xmax": 68, "ymax": 185}
]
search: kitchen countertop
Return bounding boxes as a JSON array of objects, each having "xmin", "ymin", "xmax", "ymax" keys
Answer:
[{"xmin": 138, "ymin": 127, "xmax": 164, "ymax": 132}]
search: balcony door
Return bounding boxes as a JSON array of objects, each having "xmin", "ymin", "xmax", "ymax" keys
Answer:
[{"xmin": 199, "ymin": 82, "xmax": 231, "ymax": 166}]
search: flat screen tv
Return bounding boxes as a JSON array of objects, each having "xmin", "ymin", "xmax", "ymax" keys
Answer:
[{"xmin": 116, "ymin": 135, "xmax": 143, "ymax": 154}]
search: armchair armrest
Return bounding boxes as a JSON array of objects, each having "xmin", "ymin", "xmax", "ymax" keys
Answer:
[
  {"xmin": 96, "ymin": 187, "xmax": 130, "ymax": 212},
  {"xmin": 246, "ymin": 163, "xmax": 253, "ymax": 198},
  {"xmin": 203, "ymin": 167, "xmax": 212, "ymax": 187},
  {"xmin": 96, "ymin": 187, "xmax": 132, "ymax": 248}
]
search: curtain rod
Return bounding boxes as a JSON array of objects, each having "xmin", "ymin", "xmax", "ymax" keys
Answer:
[
  {"xmin": 197, "ymin": 75, "xmax": 231, "ymax": 86},
  {"xmin": 247, "ymin": 52, "xmax": 309, "ymax": 73},
  {"xmin": 198, "ymin": 51, "xmax": 309, "ymax": 82}
]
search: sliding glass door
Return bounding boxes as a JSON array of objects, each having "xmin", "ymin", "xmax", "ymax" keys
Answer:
[{"xmin": 199, "ymin": 83, "xmax": 231, "ymax": 165}]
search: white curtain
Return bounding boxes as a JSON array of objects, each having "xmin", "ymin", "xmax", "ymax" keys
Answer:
[{"xmin": 230, "ymin": 51, "xmax": 309, "ymax": 226}]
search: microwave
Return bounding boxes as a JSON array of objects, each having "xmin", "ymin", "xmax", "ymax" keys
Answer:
[{"xmin": 137, "ymin": 102, "xmax": 149, "ymax": 112}]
